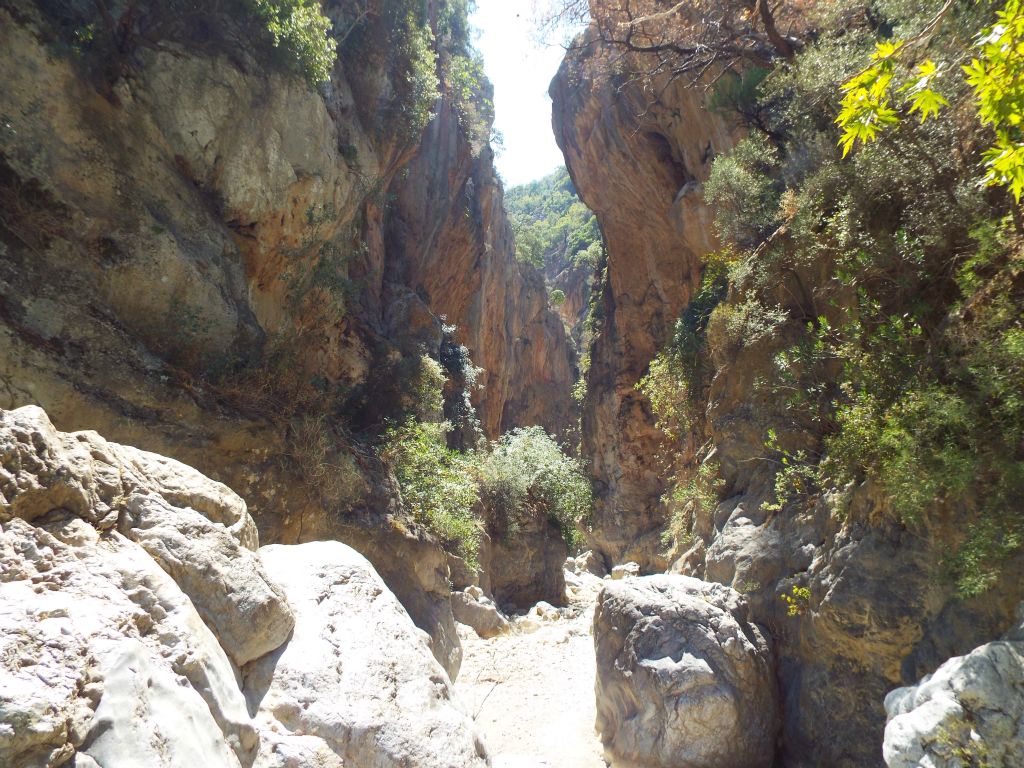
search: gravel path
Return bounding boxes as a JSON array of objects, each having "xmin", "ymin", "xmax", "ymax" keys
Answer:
[{"xmin": 454, "ymin": 573, "xmax": 608, "ymax": 768}]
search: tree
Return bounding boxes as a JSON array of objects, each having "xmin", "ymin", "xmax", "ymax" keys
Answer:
[
  {"xmin": 836, "ymin": 0, "xmax": 1024, "ymax": 202},
  {"xmin": 533, "ymin": 0, "xmax": 806, "ymax": 88}
]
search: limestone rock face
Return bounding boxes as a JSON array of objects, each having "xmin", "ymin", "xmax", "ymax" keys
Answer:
[
  {"xmin": 386, "ymin": 99, "xmax": 577, "ymax": 439},
  {"xmin": 249, "ymin": 542, "xmax": 490, "ymax": 768},
  {"xmin": 551, "ymin": 18, "xmax": 737, "ymax": 570},
  {"xmin": 0, "ymin": 406, "xmax": 491, "ymax": 767},
  {"xmin": 0, "ymin": 0, "xmax": 573, "ymax": 677},
  {"xmin": 593, "ymin": 575, "xmax": 779, "ymax": 768},
  {"xmin": 0, "ymin": 406, "xmax": 294, "ymax": 667},
  {"xmin": 0, "ymin": 406, "xmax": 273, "ymax": 768},
  {"xmin": 883, "ymin": 606, "xmax": 1024, "ymax": 768}
]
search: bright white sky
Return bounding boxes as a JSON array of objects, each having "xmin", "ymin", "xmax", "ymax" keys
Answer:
[{"xmin": 470, "ymin": 0, "xmax": 569, "ymax": 187}]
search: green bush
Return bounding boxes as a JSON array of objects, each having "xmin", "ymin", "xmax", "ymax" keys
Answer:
[
  {"xmin": 689, "ymin": 0, "xmax": 1024, "ymax": 597},
  {"xmin": 251, "ymin": 0, "xmax": 336, "ymax": 85},
  {"xmin": 661, "ymin": 460, "xmax": 723, "ymax": 553},
  {"xmin": 704, "ymin": 134, "xmax": 783, "ymax": 248},
  {"xmin": 475, "ymin": 427, "xmax": 592, "ymax": 550},
  {"xmin": 381, "ymin": 419, "xmax": 482, "ymax": 566}
]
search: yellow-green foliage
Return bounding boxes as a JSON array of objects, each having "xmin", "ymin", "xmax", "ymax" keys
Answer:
[
  {"xmin": 836, "ymin": 0, "xmax": 1024, "ymax": 200},
  {"xmin": 781, "ymin": 585, "xmax": 811, "ymax": 617},
  {"xmin": 660, "ymin": 460, "xmax": 723, "ymax": 553}
]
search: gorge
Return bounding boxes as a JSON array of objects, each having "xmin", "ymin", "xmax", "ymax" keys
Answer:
[{"xmin": 1, "ymin": 1, "xmax": 1023, "ymax": 767}]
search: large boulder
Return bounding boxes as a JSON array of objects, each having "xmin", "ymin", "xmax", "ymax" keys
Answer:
[
  {"xmin": 248, "ymin": 541, "xmax": 490, "ymax": 767},
  {"xmin": 0, "ymin": 406, "xmax": 293, "ymax": 665},
  {"xmin": 452, "ymin": 586, "xmax": 510, "ymax": 639},
  {"xmin": 0, "ymin": 515, "xmax": 257, "ymax": 768},
  {"xmin": 0, "ymin": 407, "xmax": 493, "ymax": 767},
  {"xmin": 883, "ymin": 605, "xmax": 1024, "ymax": 768},
  {"xmin": 593, "ymin": 575, "xmax": 779, "ymax": 768}
]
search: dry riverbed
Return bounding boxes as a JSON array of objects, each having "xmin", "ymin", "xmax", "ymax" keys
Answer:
[{"xmin": 454, "ymin": 571, "xmax": 608, "ymax": 768}]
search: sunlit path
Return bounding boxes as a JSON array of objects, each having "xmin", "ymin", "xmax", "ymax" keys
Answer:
[{"xmin": 455, "ymin": 574, "xmax": 607, "ymax": 767}]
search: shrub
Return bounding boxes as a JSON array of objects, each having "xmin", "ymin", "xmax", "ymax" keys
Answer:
[
  {"xmin": 660, "ymin": 459, "xmax": 723, "ymax": 554},
  {"xmin": 251, "ymin": 0, "xmax": 337, "ymax": 85},
  {"xmin": 706, "ymin": 298, "xmax": 788, "ymax": 362},
  {"xmin": 549, "ymin": 289, "xmax": 566, "ymax": 307},
  {"xmin": 688, "ymin": 0, "xmax": 1024, "ymax": 598},
  {"xmin": 704, "ymin": 134, "xmax": 783, "ymax": 248},
  {"xmin": 399, "ymin": 22, "xmax": 442, "ymax": 138},
  {"xmin": 475, "ymin": 427, "xmax": 592, "ymax": 550},
  {"xmin": 289, "ymin": 415, "xmax": 368, "ymax": 506},
  {"xmin": 381, "ymin": 419, "xmax": 482, "ymax": 566}
]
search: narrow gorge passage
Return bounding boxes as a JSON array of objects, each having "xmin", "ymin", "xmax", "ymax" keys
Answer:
[{"xmin": 455, "ymin": 573, "xmax": 606, "ymax": 768}]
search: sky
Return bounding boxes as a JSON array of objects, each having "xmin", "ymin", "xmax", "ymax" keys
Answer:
[{"xmin": 469, "ymin": 0, "xmax": 570, "ymax": 188}]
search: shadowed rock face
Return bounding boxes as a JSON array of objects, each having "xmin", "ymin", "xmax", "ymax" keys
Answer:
[
  {"xmin": 593, "ymin": 575, "xmax": 779, "ymax": 768},
  {"xmin": 0, "ymin": 0, "xmax": 572, "ymax": 675},
  {"xmin": 550, "ymin": 25, "xmax": 737, "ymax": 570}
]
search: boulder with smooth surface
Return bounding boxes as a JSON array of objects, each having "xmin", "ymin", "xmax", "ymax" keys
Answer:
[
  {"xmin": 452, "ymin": 586, "xmax": 510, "ymax": 639},
  {"xmin": 883, "ymin": 605, "xmax": 1024, "ymax": 768},
  {"xmin": 249, "ymin": 542, "xmax": 490, "ymax": 768}
]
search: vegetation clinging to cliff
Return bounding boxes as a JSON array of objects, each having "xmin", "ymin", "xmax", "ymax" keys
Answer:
[
  {"xmin": 654, "ymin": 0, "xmax": 1024, "ymax": 595},
  {"xmin": 380, "ymin": 349, "xmax": 592, "ymax": 562}
]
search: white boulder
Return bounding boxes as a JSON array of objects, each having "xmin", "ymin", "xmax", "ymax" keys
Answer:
[
  {"xmin": 884, "ymin": 606, "xmax": 1024, "ymax": 768},
  {"xmin": 249, "ymin": 542, "xmax": 490, "ymax": 768}
]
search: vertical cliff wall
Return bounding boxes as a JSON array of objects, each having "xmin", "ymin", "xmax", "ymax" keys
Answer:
[
  {"xmin": 551, "ymin": 27, "xmax": 736, "ymax": 568},
  {"xmin": 0, "ymin": 0, "xmax": 573, "ymax": 675},
  {"xmin": 551, "ymin": 4, "xmax": 1024, "ymax": 767}
]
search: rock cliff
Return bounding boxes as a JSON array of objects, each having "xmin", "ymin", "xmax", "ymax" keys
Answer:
[
  {"xmin": 552, "ymin": 2, "xmax": 1024, "ymax": 767},
  {"xmin": 551, "ymin": 23, "xmax": 735, "ymax": 569},
  {"xmin": 0, "ymin": 0, "xmax": 573, "ymax": 675}
]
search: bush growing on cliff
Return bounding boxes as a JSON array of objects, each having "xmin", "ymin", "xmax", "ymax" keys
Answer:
[
  {"xmin": 250, "ymin": 0, "xmax": 336, "ymax": 84},
  {"xmin": 691, "ymin": 0, "xmax": 1024, "ymax": 596},
  {"xmin": 476, "ymin": 426, "xmax": 592, "ymax": 550},
  {"xmin": 50, "ymin": 0, "xmax": 338, "ymax": 86},
  {"xmin": 381, "ymin": 419, "xmax": 483, "ymax": 566}
]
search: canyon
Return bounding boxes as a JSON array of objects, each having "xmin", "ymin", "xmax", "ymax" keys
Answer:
[{"xmin": 1, "ymin": 1, "xmax": 1023, "ymax": 767}]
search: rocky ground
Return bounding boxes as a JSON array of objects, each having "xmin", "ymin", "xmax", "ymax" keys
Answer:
[{"xmin": 454, "ymin": 570, "xmax": 608, "ymax": 768}]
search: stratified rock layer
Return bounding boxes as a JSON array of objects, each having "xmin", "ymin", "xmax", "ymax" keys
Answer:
[{"xmin": 593, "ymin": 575, "xmax": 779, "ymax": 768}]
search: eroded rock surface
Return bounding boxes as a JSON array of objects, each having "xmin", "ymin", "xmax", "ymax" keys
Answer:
[
  {"xmin": 0, "ymin": 407, "xmax": 489, "ymax": 767},
  {"xmin": 593, "ymin": 575, "xmax": 779, "ymax": 768},
  {"xmin": 0, "ymin": 405, "xmax": 293, "ymax": 667},
  {"xmin": 883, "ymin": 606, "xmax": 1024, "ymax": 768},
  {"xmin": 0, "ymin": 0, "xmax": 572, "ymax": 678},
  {"xmin": 551, "ymin": 17, "xmax": 737, "ymax": 569},
  {"xmin": 0, "ymin": 406, "xmax": 276, "ymax": 767},
  {"xmin": 249, "ymin": 542, "xmax": 490, "ymax": 768}
]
